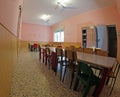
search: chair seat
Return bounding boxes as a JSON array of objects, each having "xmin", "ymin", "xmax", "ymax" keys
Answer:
[
  {"xmin": 73, "ymin": 62, "xmax": 100, "ymax": 97},
  {"xmin": 77, "ymin": 73, "xmax": 100, "ymax": 86},
  {"xmin": 57, "ymin": 56, "xmax": 66, "ymax": 63}
]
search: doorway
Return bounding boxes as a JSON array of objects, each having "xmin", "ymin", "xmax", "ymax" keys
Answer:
[{"xmin": 107, "ymin": 25, "xmax": 117, "ymax": 58}]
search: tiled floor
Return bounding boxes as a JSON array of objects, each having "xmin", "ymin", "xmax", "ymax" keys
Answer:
[{"xmin": 10, "ymin": 48, "xmax": 120, "ymax": 97}]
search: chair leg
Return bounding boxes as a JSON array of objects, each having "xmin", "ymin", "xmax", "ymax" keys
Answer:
[
  {"xmin": 60, "ymin": 64, "xmax": 63, "ymax": 81},
  {"xmin": 70, "ymin": 69, "xmax": 75, "ymax": 89},
  {"xmin": 62, "ymin": 65, "xmax": 67, "ymax": 82},
  {"xmin": 106, "ymin": 77, "xmax": 110, "ymax": 85},
  {"xmin": 45, "ymin": 56, "xmax": 47, "ymax": 65},
  {"xmin": 92, "ymin": 84, "xmax": 99, "ymax": 96},
  {"xmin": 83, "ymin": 86, "xmax": 90, "ymax": 97},
  {"xmin": 73, "ymin": 78, "xmax": 79, "ymax": 90},
  {"xmin": 109, "ymin": 78, "xmax": 116, "ymax": 96},
  {"xmin": 39, "ymin": 51, "xmax": 42, "ymax": 60},
  {"xmin": 39, "ymin": 52, "xmax": 40, "ymax": 60},
  {"xmin": 48, "ymin": 58, "xmax": 51, "ymax": 69}
]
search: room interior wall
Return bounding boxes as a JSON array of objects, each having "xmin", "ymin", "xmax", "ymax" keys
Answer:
[
  {"xmin": 0, "ymin": 23, "xmax": 17, "ymax": 97},
  {"xmin": 0, "ymin": 0, "xmax": 23, "ymax": 36},
  {"xmin": 0, "ymin": 0, "xmax": 23, "ymax": 97},
  {"xmin": 115, "ymin": 0, "xmax": 120, "ymax": 15},
  {"xmin": 52, "ymin": 4, "xmax": 120, "ymax": 60},
  {"xmin": 52, "ymin": 4, "xmax": 120, "ymax": 41},
  {"xmin": 21, "ymin": 23, "xmax": 52, "ymax": 42}
]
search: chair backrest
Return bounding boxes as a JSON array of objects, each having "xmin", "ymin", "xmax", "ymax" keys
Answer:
[
  {"xmin": 73, "ymin": 51, "xmax": 77, "ymax": 62},
  {"xmin": 33, "ymin": 43, "xmax": 38, "ymax": 48},
  {"xmin": 56, "ymin": 48, "xmax": 63, "ymax": 56},
  {"xmin": 69, "ymin": 45, "xmax": 76, "ymax": 51},
  {"xmin": 83, "ymin": 48, "xmax": 94, "ymax": 54},
  {"xmin": 65, "ymin": 49, "xmax": 73, "ymax": 60},
  {"xmin": 77, "ymin": 62, "xmax": 93, "ymax": 82},
  {"xmin": 57, "ymin": 45, "xmax": 62, "ymax": 48},
  {"xmin": 38, "ymin": 45, "xmax": 41, "ymax": 51},
  {"xmin": 95, "ymin": 49, "xmax": 108, "ymax": 56},
  {"xmin": 77, "ymin": 48, "xmax": 84, "ymax": 52},
  {"xmin": 45, "ymin": 47, "xmax": 50, "ymax": 55}
]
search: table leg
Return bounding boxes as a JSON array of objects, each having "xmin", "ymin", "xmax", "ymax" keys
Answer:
[
  {"xmin": 43, "ymin": 49, "xmax": 45, "ymax": 63},
  {"xmin": 94, "ymin": 68, "xmax": 108, "ymax": 97}
]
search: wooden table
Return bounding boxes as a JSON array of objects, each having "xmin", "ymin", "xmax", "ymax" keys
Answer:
[
  {"xmin": 76, "ymin": 52, "xmax": 116, "ymax": 97},
  {"xmin": 77, "ymin": 52, "xmax": 116, "ymax": 69}
]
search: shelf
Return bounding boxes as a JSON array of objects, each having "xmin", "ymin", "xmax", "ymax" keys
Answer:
[
  {"xmin": 82, "ymin": 34, "xmax": 87, "ymax": 36},
  {"xmin": 82, "ymin": 29, "xmax": 87, "ymax": 48}
]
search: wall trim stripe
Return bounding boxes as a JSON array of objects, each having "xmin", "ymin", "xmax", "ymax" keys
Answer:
[{"xmin": 0, "ymin": 22, "xmax": 17, "ymax": 38}]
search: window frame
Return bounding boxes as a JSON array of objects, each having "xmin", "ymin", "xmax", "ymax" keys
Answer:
[{"xmin": 54, "ymin": 28, "xmax": 64, "ymax": 42}]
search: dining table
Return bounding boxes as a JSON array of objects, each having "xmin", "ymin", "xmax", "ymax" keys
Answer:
[{"xmin": 76, "ymin": 52, "xmax": 116, "ymax": 97}]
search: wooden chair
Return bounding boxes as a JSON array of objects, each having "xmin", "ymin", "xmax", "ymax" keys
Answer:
[
  {"xmin": 38, "ymin": 45, "xmax": 43, "ymax": 60},
  {"xmin": 76, "ymin": 47, "xmax": 84, "ymax": 52},
  {"xmin": 45, "ymin": 47, "xmax": 51, "ymax": 69},
  {"xmin": 83, "ymin": 48, "xmax": 94, "ymax": 54},
  {"xmin": 69, "ymin": 45, "xmax": 76, "ymax": 51},
  {"xmin": 83, "ymin": 48, "xmax": 96, "ymax": 75},
  {"xmin": 95, "ymin": 49, "xmax": 108, "ymax": 56},
  {"xmin": 57, "ymin": 45, "xmax": 62, "ymax": 48},
  {"xmin": 28, "ymin": 43, "xmax": 31, "ymax": 51},
  {"xmin": 95, "ymin": 50, "xmax": 119, "ymax": 95},
  {"xmin": 106, "ymin": 60, "xmax": 120, "ymax": 95},
  {"xmin": 56, "ymin": 47, "xmax": 65, "ymax": 79},
  {"xmin": 94, "ymin": 49, "xmax": 108, "ymax": 76},
  {"xmin": 62, "ymin": 49, "xmax": 77, "ymax": 89}
]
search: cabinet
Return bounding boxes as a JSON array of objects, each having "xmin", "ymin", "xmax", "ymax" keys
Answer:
[
  {"xmin": 82, "ymin": 26, "xmax": 96, "ymax": 48},
  {"xmin": 82, "ymin": 29, "xmax": 87, "ymax": 48},
  {"xmin": 81, "ymin": 25, "xmax": 117, "ymax": 58}
]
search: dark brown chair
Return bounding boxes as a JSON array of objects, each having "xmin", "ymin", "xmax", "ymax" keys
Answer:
[
  {"xmin": 38, "ymin": 45, "xmax": 44, "ymax": 61},
  {"xmin": 62, "ymin": 49, "xmax": 77, "ymax": 89},
  {"xmin": 56, "ymin": 47, "xmax": 65, "ymax": 78},
  {"xmin": 45, "ymin": 47, "xmax": 51, "ymax": 69},
  {"xmin": 95, "ymin": 49, "xmax": 108, "ymax": 56},
  {"xmin": 94, "ymin": 49, "xmax": 108, "ymax": 76},
  {"xmin": 83, "ymin": 48, "xmax": 94, "ymax": 54},
  {"xmin": 76, "ymin": 47, "xmax": 84, "ymax": 52},
  {"xmin": 69, "ymin": 45, "xmax": 76, "ymax": 51}
]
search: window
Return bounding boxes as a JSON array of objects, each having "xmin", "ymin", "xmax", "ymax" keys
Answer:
[{"xmin": 54, "ymin": 30, "xmax": 64, "ymax": 42}]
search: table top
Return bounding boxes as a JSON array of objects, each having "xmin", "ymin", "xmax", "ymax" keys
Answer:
[
  {"xmin": 44, "ymin": 47, "xmax": 116, "ymax": 69},
  {"xmin": 77, "ymin": 52, "xmax": 116, "ymax": 69}
]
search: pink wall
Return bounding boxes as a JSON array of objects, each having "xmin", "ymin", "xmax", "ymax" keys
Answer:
[
  {"xmin": 0, "ymin": 0, "xmax": 23, "ymax": 36},
  {"xmin": 21, "ymin": 23, "xmax": 52, "ymax": 42},
  {"xmin": 115, "ymin": 0, "xmax": 120, "ymax": 15},
  {"xmin": 52, "ymin": 4, "xmax": 120, "ymax": 58},
  {"xmin": 52, "ymin": 4, "xmax": 120, "ymax": 42}
]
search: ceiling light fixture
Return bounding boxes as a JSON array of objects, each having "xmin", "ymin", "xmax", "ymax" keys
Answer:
[
  {"xmin": 57, "ymin": 0, "xmax": 66, "ymax": 7},
  {"xmin": 55, "ymin": 0, "xmax": 75, "ymax": 10},
  {"xmin": 57, "ymin": 0, "xmax": 71, "ymax": 5},
  {"xmin": 40, "ymin": 14, "xmax": 51, "ymax": 22}
]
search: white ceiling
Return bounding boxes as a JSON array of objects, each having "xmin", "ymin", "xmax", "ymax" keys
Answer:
[{"xmin": 22, "ymin": 0, "xmax": 115, "ymax": 26}]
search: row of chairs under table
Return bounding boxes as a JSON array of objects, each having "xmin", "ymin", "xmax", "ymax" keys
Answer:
[{"xmin": 38, "ymin": 45, "xmax": 120, "ymax": 97}]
